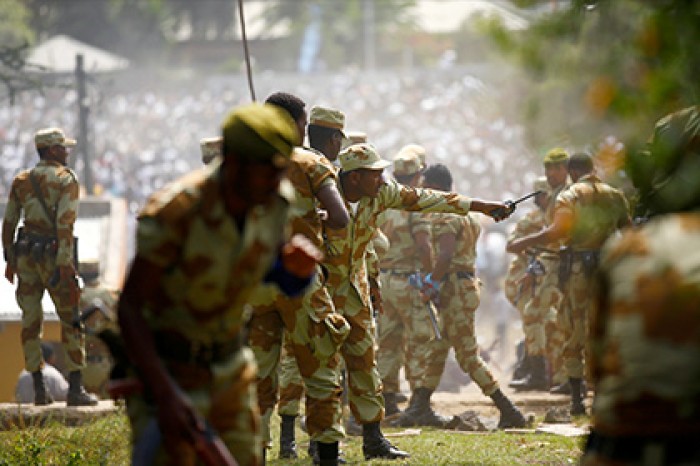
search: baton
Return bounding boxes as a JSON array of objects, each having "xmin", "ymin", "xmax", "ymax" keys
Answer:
[{"xmin": 490, "ymin": 190, "xmax": 544, "ymax": 220}]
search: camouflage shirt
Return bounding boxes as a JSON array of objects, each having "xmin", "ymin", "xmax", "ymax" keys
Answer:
[
  {"xmin": 324, "ymin": 179, "xmax": 471, "ymax": 304},
  {"xmin": 286, "ymin": 147, "xmax": 337, "ymax": 249},
  {"xmin": 507, "ymin": 208, "xmax": 546, "ymax": 274},
  {"xmin": 378, "ymin": 209, "xmax": 431, "ymax": 273},
  {"xmin": 135, "ymin": 159, "xmax": 293, "ymax": 343},
  {"xmin": 430, "ymin": 212, "xmax": 481, "ymax": 273},
  {"xmin": 2, "ymin": 160, "xmax": 79, "ymax": 266},
  {"xmin": 555, "ymin": 174, "xmax": 630, "ymax": 250},
  {"xmin": 590, "ymin": 213, "xmax": 700, "ymax": 436}
]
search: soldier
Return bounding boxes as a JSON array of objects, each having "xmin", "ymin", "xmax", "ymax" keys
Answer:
[
  {"xmin": 376, "ymin": 145, "xmax": 434, "ymax": 418},
  {"xmin": 2, "ymin": 127, "xmax": 97, "ymax": 407},
  {"xmin": 405, "ymin": 163, "xmax": 527, "ymax": 429},
  {"xmin": 324, "ymin": 143, "xmax": 513, "ymax": 460},
  {"xmin": 581, "ymin": 105, "xmax": 700, "ymax": 465},
  {"xmin": 247, "ymin": 94, "xmax": 351, "ymax": 466},
  {"xmin": 78, "ymin": 259, "xmax": 119, "ymax": 398},
  {"xmin": 117, "ymin": 103, "xmax": 322, "ymax": 466},
  {"xmin": 508, "ymin": 149, "xmax": 570, "ymax": 393},
  {"xmin": 508, "ymin": 152, "xmax": 631, "ymax": 415},
  {"xmin": 200, "ymin": 136, "xmax": 222, "ymax": 165}
]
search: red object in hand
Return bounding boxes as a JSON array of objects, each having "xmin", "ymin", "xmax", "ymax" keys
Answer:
[{"xmin": 281, "ymin": 234, "xmax": 323, "ymax": 279}]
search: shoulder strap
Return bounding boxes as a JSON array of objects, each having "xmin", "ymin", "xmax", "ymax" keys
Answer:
[{"xmin": 29, "ymin": 172, "xmax": 57, "ymax": 234}]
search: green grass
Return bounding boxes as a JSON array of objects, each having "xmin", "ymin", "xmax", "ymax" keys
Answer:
[{"xmin": 0, "ymin": 410, "xmax": 585, "ymax": 465}]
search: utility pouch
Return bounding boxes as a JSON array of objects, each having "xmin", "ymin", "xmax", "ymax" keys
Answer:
[
  {"xmin": 558, "ymin": 247, "xmax": 573, "ymax": 290},
  {"xmin": 30, "ymin": 240, "xmax": 45, "ymax": 261},
  {"xmin": 14, "ymin": 227, "xmax": 30, "ymax": 257},
  {"xmin": 580, "ymin": 251, "xmax": 600, "ymax": 278}
]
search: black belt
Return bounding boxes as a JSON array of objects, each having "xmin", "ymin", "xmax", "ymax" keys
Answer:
[
  {"xmin": 153, "ymin": 331, "xmax": 242, "ymax": 366},
  {"xmin": 584, "ymin": 431, "xmax": 700, "ymax": 463},
  {"xmin": 453, "ymin": 271, "xmax": 475, "ymax": 280},
  {"xmin": 380, "ymin": 269, "xmax": 413, "ymax": 277}
]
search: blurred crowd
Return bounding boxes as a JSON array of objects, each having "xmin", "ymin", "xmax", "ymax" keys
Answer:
[{"xmin": 0, "ymin": 67, "xmax": 540, "ymax": 214}]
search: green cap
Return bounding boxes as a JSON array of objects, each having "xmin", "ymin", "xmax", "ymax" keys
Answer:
[
  {"xmin": 221, "ymin": 103, "xmax": 298, "ymax": 167},
  {"xmin": 309, "ymin": 105, "xmax": 346, "ymax": 137},
  {"xmin": 35, "ymin": 128, "xmax": 77, "ymax": 149},
  {"xmin": 339, "ymin": 143, "xmax": 391, "ymax": 172},
  {"xmin": 543, "ymin": 147, "xmax": 569, "ymax": 165}
]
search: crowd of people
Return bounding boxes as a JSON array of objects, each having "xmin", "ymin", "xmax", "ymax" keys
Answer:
[{"xmin": 2, "ymin": 65, "xmax": 698, "ymax": 466}]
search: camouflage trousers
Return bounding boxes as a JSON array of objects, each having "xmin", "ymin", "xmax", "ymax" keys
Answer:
[
  {"xmin": 437, "ymin": 274, "xmax": 499, "ymax": 396},
  {"xmin": 277, "ymin": 334, "xmax": 304, "ymax": 417},
  {"xmin": 559, "ymin": 264, "xmax": 595, "ymax": 379},
  {"xmin": 248, "ymin": 273, "xmax": 349, "ymax": 445},
  {"xmin": 504, "ymin": 259, "xmax": 528, "ymax": 314},
  {"xmin": 15, "ymin": 254, "xmax": 85, "ymax": 372},
  {"xmin": 377, "ymin": 272, "xmax": 444, "ymax": 392},
  {"xmin": 125, "ymin": 347, "xmax": 261, "ymax": 466},
  {"xmin": 329, "ymin": 277, "xmax": 385, "ymax": 424},
  {"xmin": 520, "ymin": 259, "xmax": 562, "ymax": 358}
]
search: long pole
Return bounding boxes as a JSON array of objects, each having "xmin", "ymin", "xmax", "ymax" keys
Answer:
[
  {"xmin": 237, "ymin": 0, "xmax": 256, "ymax": 102},
  {"xmin": 75, "ymin": 54, "xmax": 93, "ymax": 194}
]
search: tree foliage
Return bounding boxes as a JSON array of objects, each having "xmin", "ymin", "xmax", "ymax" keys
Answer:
[{"xmin": 492, "ymin": 0, "xmax": 700, "ymax": 155}]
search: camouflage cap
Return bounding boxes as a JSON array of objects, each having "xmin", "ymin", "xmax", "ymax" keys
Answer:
[
  {"xmin": 200, "ymin": 136, "xmax": 222, "ymax": 164},
  {"xmin": 34, "ymin": 128, "xmax": 77, "ymax": 149},
  {"xmin": 341, "ymin": 130, "xmax": 367, "ymax": 150},
  {"xmin": 396, "ymin": 144, "xmax": 427, "ymax": 170},
  {"xmin": 309, "ymin": 105, "xmax": 346, "ymax": 137},
  {"xmin": 532, "ymin": 176, "xmax": 550, "ymax": 194},
  {"xmin": 79, "ymin": 260, "xmax": 100, "ymax": 277},
  {"xmin": 393, "ymin": 152, "xmax": 423, "ymax": 176},
  {"xmin": 339, "ymin": 143, "xmax": 391, "ymax": 172},
  {"xmin": 221, "ymin": 103, "xmax": 298, "ymax": 168},
  {"xmin": 543, "ymin": 147, "xmax": 570, "ymax": 165}
]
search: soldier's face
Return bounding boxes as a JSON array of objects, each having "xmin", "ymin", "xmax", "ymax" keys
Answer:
[
  {"xmin": 357, "ymin": 169, "xmax": 385, "ymax": 198},
  {"xmin": 295, "ymin": 112, "xmax": 308, "ymax": 146},
  {"xmin": 50, "ymin": 145, "xmax": 70, "ymax": 164},
  {"xmin": 545, "ymin": 163, "xmax": 568, "ymax": 189},
  {"xmin": 229, "ymin": 157, "xmax": 287, "ymax": 206}
]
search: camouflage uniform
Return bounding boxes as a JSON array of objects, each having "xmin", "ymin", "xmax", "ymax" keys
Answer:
[
  {"xmin": 580, "ymin": 214, "xmax": 700, "ymax": 465},
  {"xmin": 324, "ymin": 177, "xmax": 473, "ymax": 424},
  {"xmin": 2, "ymin": 158, "xmax": 84, "ymax": 374},
  {"xmin": 504, "ymin": 208, "xmax": 546, "ymax": 313},
  {"xmin": 555, "ymin": 173, "xmax": 629, "ymax": 383},
  {"xmin": 429, "ymin": 212, "xmax": 502, "ymax": 395},
  {"xmin": 248, "ymin": 147, "xmax": 350, "ymax": 447}
]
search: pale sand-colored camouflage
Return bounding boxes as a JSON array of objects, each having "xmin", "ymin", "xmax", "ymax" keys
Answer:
[
  {"xmin": 34, "ymin": 127, "xmax": 77, "ymax": 148},
  {"xmin": 323, "ymin": 179, "xmax": 472, "ymax": 423},
  {"xmin": 341, "ymin": 130, "xmax": 367, "ymax": 150},
  {"xmin": 428, "ymin": 213, "xmax": 500, "ymax": 395},
  {"xmin": 588, "ymin": 213, "xmax": 700, "ymax": 438},
  {"xmin": 396, "ymin": 144, "xmax": 426, "ymax": 170},
  {"xmin": 2, "ymin": 160, "xmax": 83, "ymax": 372},
  {"xmin": 80, "ymin": 282, "xmax": 119, "ymax": 397},
  {"xmin": 338, "ymin": 143, "xmax": 391, "ymax": 172},
  {"xmin": 248, "ymin": 146, "xmax": 350, "ymax": 445},
  {"xmin": 392, "ymin": 151, "xmax": 423, "ymax": 177},
  {"xmin": 514, "ymin": 186, "xmax": 567, "ymax": 375},
  {"xmin": 376, "ymin": 209, "xmax": 432, "ymax": 392},
  {"xmin": 532, "ymin": 176, "xmax": 550, "ymax": 195},
  {"xmin": 127, "ymin": 159, "xmax": 293, "ymax": 466},
  {"xmin": 309, "ymin": 105, "xmax": 346, "ymax": 135},
  {"xmin": 504, "ymin": 209, "xmax": 546, "ymax": 312},
  {"xmin": 555, "ymin": 174, "xmax": 630, "ymax": 379}
]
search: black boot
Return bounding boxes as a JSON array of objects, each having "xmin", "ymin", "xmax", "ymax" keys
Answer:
[
  {"xmin": 362, "ymin": 421, "xmax": 410, "ymax": 460},
  {"xmin": 549, "ymin": 380, "xmax": 571, "ymax": 395},
  {"xmin": 569, "ymin": 378, "xmax": 586, "ymax": 415},
  {"xmin": 279, "ymin": 414, "xmax": 298, "ymax": 459},
  {"xmin": 491, "ymin": 389, "xmax": 528, "ymax": 429},
  {"xmin": 315, "ymin": 441, "xmax": 339, "ymax": 466},
  {"xmin": 402, "ymin": 387, "xmax": 454, "ymax": 427},
  {"xmin": 508, "ymin": 355, "xmax": 549, "ymax": 392},
  {"xmin": 509, "ymin": 340, "xmax": 531, "ymax": 383},
  {"xmin": 67, "ymin": 371, "xmax": 98, "ymax": 406},
  {"xmin": 383, "ymin": 392, "xmax": 402, "ymax": 416},
  {"xmin": 32, "ymin": 370, "xmax": 54, "ymax": 406}
]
